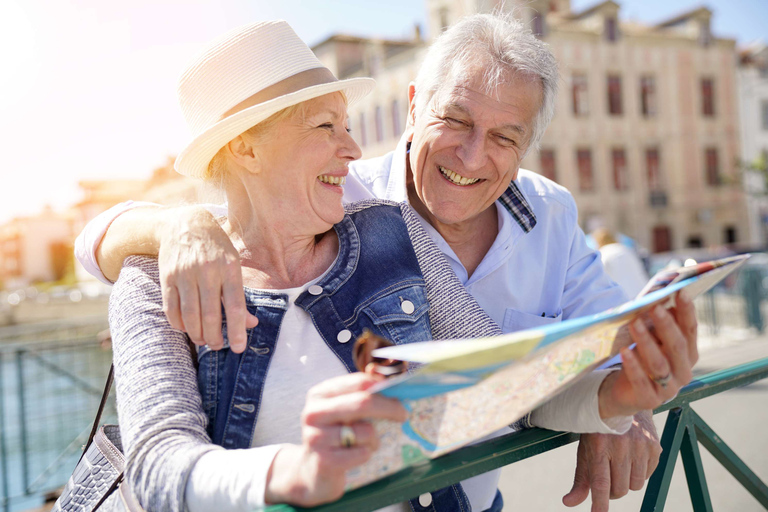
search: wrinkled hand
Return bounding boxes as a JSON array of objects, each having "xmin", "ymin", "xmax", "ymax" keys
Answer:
[
  {"xmin": 563, "ymin": 410, "xmax": 661, "ymax": 512},
  {"xmin": 158, "ymin": 206, "xmax": 258, "ymax": 352},
  {"xmin": 599, "ymin": 291, "xmax": 698, "ymax": 419},
  {"xmin": 265, "ymin": 373, "xmax": 408, "ymax": 506}
]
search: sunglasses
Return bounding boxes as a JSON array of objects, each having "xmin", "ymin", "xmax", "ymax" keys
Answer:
[{"xmin": 352, "ymin": 329, "xmax": 408, "ymax": 378}]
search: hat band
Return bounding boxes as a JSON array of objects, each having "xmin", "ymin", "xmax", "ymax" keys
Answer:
[{"xmin": 221, "ymin": 67, "xmax": 339, "ymax": 120}]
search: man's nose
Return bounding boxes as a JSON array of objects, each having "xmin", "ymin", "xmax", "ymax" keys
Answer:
[{"xmin": 456, "ymin": 129, "xmax": 487, "ymax": 171}]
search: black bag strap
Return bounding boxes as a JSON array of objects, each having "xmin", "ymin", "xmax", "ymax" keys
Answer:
[{"xmin": 77, "ymin": 363, "xmax": 115, "ymax": 466}]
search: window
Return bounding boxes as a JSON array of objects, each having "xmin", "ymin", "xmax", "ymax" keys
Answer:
[
  {"xmin": 705, "ymin": 147, "xmax": 720, "ymax": 185},
  {"xmin": 391, "ymin": 99, "xmax": 401, "ymax": 138},
  {"xmin": 572, "ymin": 74, "xmax": 589, "ymax": 116},
  {"xmin": 640, "ymin": 76, "xmax": 656, "ymax": 117},
  {"xmin": 724, "ymin": 226, "xmax": 737, "ymax": 245},
  {"xmin": 532, "ymin": 13, "xmax": 545, "ymax": 38},
  {"xmin": 577, "ymin": 149, "xmax": 594, "ymax": 192},
  {"xmin": 439, "ymin": 8, "xmax": 449, "ymax": 32},
  {"xmin": 374, "ymin": 106, "xmax": 383, "ymax": 143},
  {"xmin": 701, "ymin": 78, "xmax": 715, "ymax": 117},
  {"xmin": 605, "ymin": 17, "xmax": 618, "ymax": 42},
  {"xmin": 687, "ymin": 236, "xmax": 703, "ymax": 248},
  {"xmin": 646, "ymin": 148, "xmax": 662, "ymax": 190},
  {"xmin": 612, "ymin": 148, "xmax": 628, "ymax": 191},
  {"xmin": 699, "ymin": 21, "xmax": 712, "ymax": 47},
  {"xmin": 652, "ymin": 225, "xmax": 672, "ymax": 253},
  {"xmin": 762, "ymin": 100, "xmax": 768, "ymax": 131},
  {"xmin": 539, "ymin": 149, "xmax": 557, "ymax": 182},
  {"xmin": 358, "ymin": 112, "xmax": 367, "ymax": 147},
  {"xmin": 607, "ymin": 75, "xmax": 623, "ymax": 116}
]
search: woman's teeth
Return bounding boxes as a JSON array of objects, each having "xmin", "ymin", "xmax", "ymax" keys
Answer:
[
  {"xmin": 439, "ymin": 166, "xmax": 480, "ymax": 186},
  {"xmin": 318, "ymin": 175, "xmax": 346, "ymax": 186}
]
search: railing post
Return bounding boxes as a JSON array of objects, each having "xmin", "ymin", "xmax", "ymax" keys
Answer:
[
  {"xmin": 742, "ymin": 266, "xmax": 764, "ymax": 333},
  {"xmin": 0, "ymin": 354, "xmax": 10, "ymax": 512},
  {"xmin": 641, "ymin": 407, "xmax": 688, "ymax": 512},
  {"xmin": 704, "ymin": 291, "xmax": 718, "ymax": 335},
  {"xmin": 15, "ymin": 351, "xmax": 30, "ymax": 494},
  {"xmin": 679, "ymin": 418, "xmax": 713, "ymax": 512}
]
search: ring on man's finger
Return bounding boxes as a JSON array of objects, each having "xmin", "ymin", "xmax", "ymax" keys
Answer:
[
  {"xmin": 651, "ymin": 372, "xmax": 672, "ymax": 388},
  {"xmin": 339, "ymin": 425, "xmax": 356, "ymax": 448}
]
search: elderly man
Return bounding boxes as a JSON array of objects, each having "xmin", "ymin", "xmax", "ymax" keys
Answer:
[{"xmin": 76, "ymin": 13, "xmax": 683, "ymax": 512}]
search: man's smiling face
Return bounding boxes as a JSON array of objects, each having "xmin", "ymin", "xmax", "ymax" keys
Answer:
[{"xmin": 406, "ymin": 65, "xmax": 543, "ymax": 227}]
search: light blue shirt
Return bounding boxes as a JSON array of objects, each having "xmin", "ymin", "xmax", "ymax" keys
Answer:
[{"xmin": 346, "ymin": 134, "xmax": 628, "ymax": 333}]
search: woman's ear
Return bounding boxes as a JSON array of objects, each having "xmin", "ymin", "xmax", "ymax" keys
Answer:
[{"xmin": 226, "ymin": 135, "xmax": 261, "ymax": 174}]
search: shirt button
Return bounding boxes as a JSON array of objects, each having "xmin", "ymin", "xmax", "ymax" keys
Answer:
[
  {"xmin": 418, "ymin": 493, "xmax": 432, "ymax": 507},
  {"xmin": 337, "ymin": 329, "xmax": 352, "ymax": 343},
  {"xmin": 401, "ymin": 300, "xmax": 415, "ymax": 315},
  {"xmin": 308, "ymin": 285, "xmax": 323, "ymax": 296}
]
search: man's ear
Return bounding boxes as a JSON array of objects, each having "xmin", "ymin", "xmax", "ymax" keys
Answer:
[
  {"xmin": 226, "ymin": 135, "xmax": 261, "ymax": 174},
  {"xmin": 404, "ymin": 83, "xmax": 418, "ymax": 142}
]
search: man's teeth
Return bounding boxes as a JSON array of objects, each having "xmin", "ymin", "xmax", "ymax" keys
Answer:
[
  {"xmin": 318, "ymin": 175, "xmax": 346, "ymax": 186},
  {"xmin": 439, "ymin": 166, "xmax": 480, "ymax": 186}
]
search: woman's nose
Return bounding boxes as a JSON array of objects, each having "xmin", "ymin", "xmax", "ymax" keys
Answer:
[{"xmin": 340, "ymin": 129, "xmax": 362, "ymax": 160}]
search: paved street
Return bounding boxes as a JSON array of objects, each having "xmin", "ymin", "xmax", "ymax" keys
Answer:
[{"xmin": 498, "ymin": 333, "xmax": 768, "ymax": 511}]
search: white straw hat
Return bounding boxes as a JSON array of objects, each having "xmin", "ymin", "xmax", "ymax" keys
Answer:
[{"xmin": 174, "ymin": 20, "xmax": 375, "ymax": 178}]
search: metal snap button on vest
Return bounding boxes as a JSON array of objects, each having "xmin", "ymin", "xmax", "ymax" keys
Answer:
[
  {"xmin": 418, "ymin": 493, "xmax": 432, "ymax": 507},
  {"xmin": 308, "ymin": 285, "xmax": 323, "ymax": 296},
  {"xmin": 401, "ymin": 300, "xmax": 415, "ymax": 314},
  {"xmin": 337, "ymin": 329, "xmax": 352, "ymax": 343}
]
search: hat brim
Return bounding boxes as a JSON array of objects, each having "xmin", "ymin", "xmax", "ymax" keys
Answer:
[{"xmin": 174, "ymin": 77, "xmax": 375, "ymax": 179}]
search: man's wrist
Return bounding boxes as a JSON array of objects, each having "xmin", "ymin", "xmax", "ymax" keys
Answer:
[{"xmin": 597, "ymin": 371, "xmax": 635, "ymax": 420}]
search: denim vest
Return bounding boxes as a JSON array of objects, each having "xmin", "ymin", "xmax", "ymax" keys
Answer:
[{"xmin": 196, "ymin": 204, "xmax": 473, "ymax": 512}]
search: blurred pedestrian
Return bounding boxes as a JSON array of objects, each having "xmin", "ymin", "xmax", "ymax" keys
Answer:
[{"xmin": 593, "ymin": 228, "xmax": 649, "ymax": 299}]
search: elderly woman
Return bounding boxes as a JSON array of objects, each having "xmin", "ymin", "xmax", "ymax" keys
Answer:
[{"xmin": 103, "ymin": 21, "xmax": 696, "ymax": 512}]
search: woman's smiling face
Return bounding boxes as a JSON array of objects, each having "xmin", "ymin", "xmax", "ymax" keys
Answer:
[{"xmin": 251, "ymin": 93, "xmax": 360, "ymax": 231}]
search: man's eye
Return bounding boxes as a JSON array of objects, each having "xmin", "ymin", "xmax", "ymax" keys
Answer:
[
  {"xmin": 443, "ymin": 117, "xmax": 464, "ymax": 126},
  {"xmin": 497, "ymin": 135, "xmax": 517, "ymax": 147},
  {"xmin": 318, "ymin": 123, "xmax": 334, "ymax": 129}
]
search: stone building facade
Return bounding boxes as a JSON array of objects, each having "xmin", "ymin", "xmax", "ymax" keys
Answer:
[
  {"xmin": 738, "ymin": 43, "xmax": 768, "ymax": 246},
  {"xmin": 314, "ymin": 0, "xmax": 750, "ymax": 254}
]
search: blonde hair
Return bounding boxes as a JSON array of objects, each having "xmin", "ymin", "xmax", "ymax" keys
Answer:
[
  {"xmin": 204, "ymin": 91, "xmax": 349, "ymax": 182},
  {"xmin": 592, "ymin": 228, "xmax": 618, "ymax": 248},
  {"xmin": 204, "ymin": 102, "xmax": 307, "ymax": 181}
]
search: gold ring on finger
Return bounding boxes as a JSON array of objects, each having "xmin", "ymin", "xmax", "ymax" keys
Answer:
[
  {"xmin": 339, "ymin": 425, "xmax": 356, "ymax": 448},
  {"xmin": 652, "ymin": 372, "xmax": 672, "ymax": 389}
]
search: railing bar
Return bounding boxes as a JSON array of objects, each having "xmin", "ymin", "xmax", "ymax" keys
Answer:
[
  {"xmin": 25, "ymin": 352, "xmax": 103, "ymax": 396},
  {"xmin": 265, "ymin": 430, "xmax": 580, "ymax": 512},
  {"xmin": 691, "ymin": 409, "xmax": 768, "ymax": 509},
  {"xmin": 655, "ymin": 358, "xmax": 768, "ymax": 413},
  {"xmin": 680, "ymin": 421, "xmax": 714, "ymax": 512},
  {"xmin": 0, "ymin": 354, "xmax": 10, "ymax": 512},
  {"xmin": 641, "ymin": 407, "xmax": 688, "ymax": 512},
  {"xmin": 15, "ymin": 352, "xmax": 30, "ymax": 494}
]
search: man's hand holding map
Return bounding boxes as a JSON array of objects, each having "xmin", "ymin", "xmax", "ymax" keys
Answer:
[{"xmin": 344, "ymin": 254, "xmax": 750, "ymax": 490}]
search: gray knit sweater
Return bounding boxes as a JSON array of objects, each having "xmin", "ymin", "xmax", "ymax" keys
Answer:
[{"xmin": 108, "ymin": 201, "xmax": 504, "ymax": 511}]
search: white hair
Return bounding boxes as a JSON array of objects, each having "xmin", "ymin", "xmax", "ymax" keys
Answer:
[{"xmin": 413, "ymin": 12, "xmax": 559, "ymax": 152}]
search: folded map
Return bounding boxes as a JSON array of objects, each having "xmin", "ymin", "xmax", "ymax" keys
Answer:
[{"xmin": 344, "ymin": 254, "xmax": 750, "ymax": 490}]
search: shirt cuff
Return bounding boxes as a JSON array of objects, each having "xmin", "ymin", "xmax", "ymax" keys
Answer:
[
  {"xmin": 74, "ymin": 201, "xmax": 229, "ymax": 285},
  {"xmin": 530, "ymin": 369, "xmax": 632, "ymax": 435},
  {"xmin": 74, "ymin": 201, "xmax": 159, "ymax": 285},
  {"xmin": 185, "ymin": 444, "xmax": 285, "ymax": 512}
]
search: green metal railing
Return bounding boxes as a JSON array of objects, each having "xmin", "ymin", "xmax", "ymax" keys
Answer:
[
  {"xmin": 0, "ymin": 325, "xmax": 113, "ymax": 512},
  {"xmin": 266, "ymin": 357, "xmax": 768, "ymax": 512}
]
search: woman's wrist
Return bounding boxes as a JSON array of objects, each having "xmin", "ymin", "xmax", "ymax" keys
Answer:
[{"xmin": 264, "ymin": 444, "xmax": 304, "ymax": 505}]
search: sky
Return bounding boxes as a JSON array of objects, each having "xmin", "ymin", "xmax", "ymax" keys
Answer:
[{"xmin": 0, "ymin": 0, "xmax": 766, "ymax": 225}]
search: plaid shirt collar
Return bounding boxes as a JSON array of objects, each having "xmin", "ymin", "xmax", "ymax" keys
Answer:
[{"xmin": 498, "ymin": 181, "xmax": 537, "ymax": 233}]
